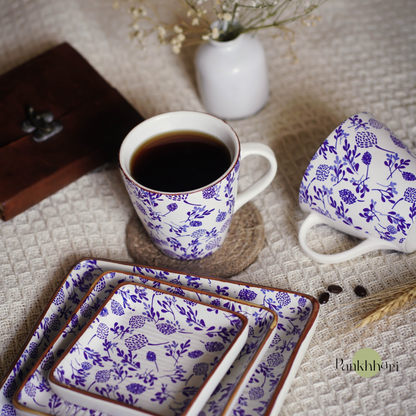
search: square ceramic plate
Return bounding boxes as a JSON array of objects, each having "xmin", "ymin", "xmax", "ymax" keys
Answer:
[
  {"xmin": 15, "ymin": 271, "xmax": 277, "ymax": 416},
  {"xmin": 1, "ymin": 258, "xmax": 319, "ymax": 416},
  {"xmin": 48, "ymin": 282, "xmax": 248, "ymax": 416}
]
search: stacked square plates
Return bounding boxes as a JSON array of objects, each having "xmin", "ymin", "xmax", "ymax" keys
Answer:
[{"xmin": 0, "ymin": 258, "xmax": 319, "ymax": 416}]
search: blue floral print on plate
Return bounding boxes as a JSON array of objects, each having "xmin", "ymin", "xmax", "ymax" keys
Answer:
[
  {"xmin": 1, "ymin": 259, "xmax": 319, "ymax": 416},
  {"xmin": 48, "ymin": 282, "xmax": 248, "ymax": 416},
  {"xmin": 18, "ymin": 271, "xmax": 276, "ymax": 416}
]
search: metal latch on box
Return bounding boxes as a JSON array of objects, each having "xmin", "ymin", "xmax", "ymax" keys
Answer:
[{"xmin": 22, "ymin": 106, "xmax": 63, "ymax": 142}]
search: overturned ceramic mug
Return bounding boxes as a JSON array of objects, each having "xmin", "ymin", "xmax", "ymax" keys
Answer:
[
  {"xmin": 120, "ymin": 111, "xmax": 277, "ymax": 261},
  {"xmin": 299, "ymin": 112, "xmax": 416, "ymax": 264}
]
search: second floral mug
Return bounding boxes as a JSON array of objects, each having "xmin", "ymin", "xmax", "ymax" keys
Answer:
[
  {"xmin": 299, "ymin": 112, "xmax": 416, "ymax": 264},
  {"xmin": 120, "ymin": 111, "xmax": 278, "ymax": 261}
]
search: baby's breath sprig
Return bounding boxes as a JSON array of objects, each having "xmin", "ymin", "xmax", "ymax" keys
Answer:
[{"xmin": 113, "ymin": 0, "xmax": 327, "ymax": 53}]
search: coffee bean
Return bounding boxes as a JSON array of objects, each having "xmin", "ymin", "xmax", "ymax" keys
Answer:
[
  {"xmin": 354, "ymin": 285, "xmax": 367, "ymax": 297},
  {"xmin": 328, "ymin": 285, "xmax": 343, "ymax": 294},
  {"xmin": 318, "ymin": 292, "xmax": 330, "ymax": 304}
]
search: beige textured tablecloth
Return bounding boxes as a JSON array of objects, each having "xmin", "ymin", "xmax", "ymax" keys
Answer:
[{"xmin": 1, "ymin": 0, "xmax": 416, "ymax": 414}]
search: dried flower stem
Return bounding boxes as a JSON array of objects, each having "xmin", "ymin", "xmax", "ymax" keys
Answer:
[
  {"xmin": 181, "ymin": 0, "xmax": 211, "ymax": 27},
  {"xmin": 354, "ymin": 281, "xmax": 416, "ymax": 329},
  {"xmin": 113, "ymin": 0, "xmax": 326, "ymax": 54}
]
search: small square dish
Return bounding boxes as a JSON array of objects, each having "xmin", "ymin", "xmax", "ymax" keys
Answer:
[{"xmin": 48, "ymin": 282, "xmax": 249, "ymax": 416}]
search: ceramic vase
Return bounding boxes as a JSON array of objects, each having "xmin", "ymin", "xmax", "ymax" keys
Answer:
[{"xmin": 195, "ymin": 32, "xmax": 269, "ymax": 120}]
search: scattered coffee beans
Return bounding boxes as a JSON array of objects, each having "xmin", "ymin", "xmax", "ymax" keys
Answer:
[
  {"xmin": 354, "ymin": 285, "xmax": 367, "ymax": 297},
  {"xmin": 318, "ymin": 292, "xmax": 330, "ymax": 304},
  {"xmin": 328, "ymin": 285, "xmax": 343, "ymax": 294},
  {"xmin": 319, "ymin": 284, "xmax": 367, "ymax": 304}
]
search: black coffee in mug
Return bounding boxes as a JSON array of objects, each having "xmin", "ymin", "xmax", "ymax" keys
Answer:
[{"xmin": 130, "ymin": 130, "xmax": 232, "ymax": 192}]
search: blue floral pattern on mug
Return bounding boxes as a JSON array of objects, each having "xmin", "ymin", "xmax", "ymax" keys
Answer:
[
  {"xmin": 50, "ymin": 283, "xmax": 246, "ymax": 416},
  {"xmin": 299, "ymin": 112, "xmax": 416, "ymax": 249},
  {"xmin": 8, "ymin": 259, "xmax": 316, "ymax": 416},
  {"xmin": 120, "ymin": 156, "xmax": 240, "ymax": 261}
]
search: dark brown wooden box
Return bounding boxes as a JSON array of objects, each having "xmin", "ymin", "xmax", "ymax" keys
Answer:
[{"xmin": 0, "ymin": 43, "xmax": 144, "ymax": 221}]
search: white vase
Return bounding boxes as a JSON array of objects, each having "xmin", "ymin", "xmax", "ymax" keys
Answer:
[{"xmin": 195, "ymin": 32, "xmax": 269, "ymax": 120}]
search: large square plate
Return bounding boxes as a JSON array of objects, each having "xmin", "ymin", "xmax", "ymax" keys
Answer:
[{"xmin": 0, "ymin": 258, "xmax": 319, "ymax": 416}]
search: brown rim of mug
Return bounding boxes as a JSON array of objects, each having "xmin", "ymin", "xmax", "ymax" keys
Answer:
[{"xmin": 118, "ymin": 110, "xmax": 241, "ymax": 195}]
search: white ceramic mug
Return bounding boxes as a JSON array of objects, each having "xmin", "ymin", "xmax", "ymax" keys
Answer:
[
  {"xmin": 299, "ymin": 112, "xmax": 416, "ymax": 264},
  {"xmin": 120, "ymin": 111, "xmax": 277, "ymax": 261}
]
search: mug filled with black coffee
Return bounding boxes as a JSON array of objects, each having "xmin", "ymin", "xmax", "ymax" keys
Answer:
[{"xmin": 119, "ymin": 111, "xmax": 277, "ymax": 260}]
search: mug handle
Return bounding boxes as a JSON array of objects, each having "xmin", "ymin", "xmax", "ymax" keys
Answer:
[
  {"xmin": 299, "ymin": 212, "xmax": 397, "ymax": 264},
  {"xmin": 234, "ymin": 142, "xmax": 278, "ymax": 212}
]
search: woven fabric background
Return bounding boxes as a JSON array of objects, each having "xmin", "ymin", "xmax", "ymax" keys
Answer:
[{"xmin": 1, "ymin": 0, "xmax": 416, "ymax": 415}]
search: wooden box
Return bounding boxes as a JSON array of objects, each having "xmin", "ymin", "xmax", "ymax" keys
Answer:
[{"xmin": 0, "ymin": 43, "xmax": 144, "ymax": 220}]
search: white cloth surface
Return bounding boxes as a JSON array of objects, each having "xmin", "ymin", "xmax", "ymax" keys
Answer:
[{"xmin": 1, "ymin": 0, "xmax": 416, "ymax": 415}]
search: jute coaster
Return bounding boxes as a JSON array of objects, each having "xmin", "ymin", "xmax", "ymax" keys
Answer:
[{"xmin": 126, "ymin": 201, "xmax": 264, "ymax": 278}]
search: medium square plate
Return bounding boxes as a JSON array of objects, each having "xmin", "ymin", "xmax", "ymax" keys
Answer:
[
  {"xmin": 48, "ymin": 282, "xmax": 248, "ymax": 416},
  {"xmin": 16, "ymin": 271, "xmax": 277, "ymax": 416}
]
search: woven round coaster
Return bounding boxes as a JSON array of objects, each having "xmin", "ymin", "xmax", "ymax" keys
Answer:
[{"xmin": 126, "ymin": 201, "xmax": 264, "ymax": 278}]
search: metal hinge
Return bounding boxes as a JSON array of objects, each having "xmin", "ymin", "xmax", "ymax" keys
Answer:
[{"xmin": 22, "ymin": 106, "xmax": 63, "ymax": 142}]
